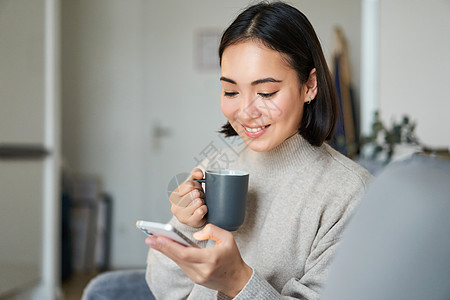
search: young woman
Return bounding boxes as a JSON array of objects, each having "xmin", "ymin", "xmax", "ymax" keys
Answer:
[{"xmin": 145, "ymin": 2, "xmax": 372, "ymax": 299}]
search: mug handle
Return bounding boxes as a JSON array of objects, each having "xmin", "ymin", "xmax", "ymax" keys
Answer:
[{"xmin": 194, "ymin": 179, "xmax": 205, "ymax": 183}]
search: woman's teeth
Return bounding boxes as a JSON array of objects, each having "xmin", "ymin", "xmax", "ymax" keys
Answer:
[{"xmin": 244, "ymin": 125, "xmax": 269, "ymax": 133}]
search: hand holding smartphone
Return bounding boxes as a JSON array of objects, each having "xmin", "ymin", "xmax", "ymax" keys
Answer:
[{"xmin": 136, "ymin": 220, "xmax": 197, "ymax": 247}]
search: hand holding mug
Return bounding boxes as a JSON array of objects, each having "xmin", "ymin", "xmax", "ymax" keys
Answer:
[{"xmin": 170, "ymin": 168, "xmax": 207, "ymax": 228}]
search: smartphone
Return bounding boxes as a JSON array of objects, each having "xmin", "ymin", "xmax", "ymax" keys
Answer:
[{"xmin": 136, "ymin": 220, "xmax": 197, "ymax": 247}]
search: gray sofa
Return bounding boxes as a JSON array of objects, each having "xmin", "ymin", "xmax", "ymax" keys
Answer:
[
  {"xmin": 321, "ymin": 154, "xmax": 450, "ymax": 299},
  {"xmin": 82, "ymin": 269, "xmax": 154, "ymax": 300}
]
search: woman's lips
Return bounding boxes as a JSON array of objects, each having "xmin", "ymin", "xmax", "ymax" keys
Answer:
[{"xmin": 242, "ymin": 124, "xmax": 270, "ymax": 138}]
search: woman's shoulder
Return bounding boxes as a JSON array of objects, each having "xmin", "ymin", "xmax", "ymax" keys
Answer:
[
  {"xmin": 295, "ymin": 144, "xmax": 374, "ymax": 214},
  {"xmin": 319, "ymin": 143, "xmax": 373, "ymax": 187}
]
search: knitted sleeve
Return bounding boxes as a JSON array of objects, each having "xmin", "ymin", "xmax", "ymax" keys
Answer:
[
  {"xmin": 145, "ymin": 246, "xmax": 193, "ymax": 300},
  {"xmin": 218, "ymin": 235, "xmax": 343, "ymax": 299}
]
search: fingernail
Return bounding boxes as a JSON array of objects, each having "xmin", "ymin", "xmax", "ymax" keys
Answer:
[
  {"xmin": 148, "ymin": 239, "xmax": 157, "ymax": 248},
  {"xmin": 193, "ymin": 229, "xmax": 203, "ymax": 239}
]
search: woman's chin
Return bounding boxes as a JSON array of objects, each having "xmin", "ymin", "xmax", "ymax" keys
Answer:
[
  {"xmin": 234, "ymin": 128, "xmax": 275, "ymax": 152},
  {"xmin": 241, "ymin": 138, "xmax": 272, "ymax": 152}
]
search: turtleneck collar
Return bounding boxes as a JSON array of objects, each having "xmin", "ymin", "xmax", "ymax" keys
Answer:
[{"xmin": 240, "ymin": 133, "xmax": 323, "ymax": 175}]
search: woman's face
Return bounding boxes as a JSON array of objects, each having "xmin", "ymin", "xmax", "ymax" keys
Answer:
[{"xmin": 220, "ymin": 41, "xmax": 309, "ymax": 152}]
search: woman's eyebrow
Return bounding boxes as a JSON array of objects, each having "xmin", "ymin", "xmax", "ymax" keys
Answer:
[
  {"xmin": 251, "ymin": 77, "xmax": 282, "ymax": 85},
  {"xmin": 220, "ymin": 76, "xmax": 236, "ymax": 84},
  {"xmin": 220, "ymin": 76, "xmax": 281, "ymax": 85}
]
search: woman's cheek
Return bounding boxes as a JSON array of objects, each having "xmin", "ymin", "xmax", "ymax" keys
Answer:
[{"xmin": 221, "ymin": 98, "xmax": 236, "ymax": 121}]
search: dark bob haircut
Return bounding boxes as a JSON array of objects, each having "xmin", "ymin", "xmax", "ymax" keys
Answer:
[{"xmin": 218, "ymin": 1, "xmax": 338, "ymax": 147}]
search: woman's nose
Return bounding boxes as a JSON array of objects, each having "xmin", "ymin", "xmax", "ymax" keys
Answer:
[{"xmin": 240, "ymin": 94, "xmax": 262, "ymax": 120}]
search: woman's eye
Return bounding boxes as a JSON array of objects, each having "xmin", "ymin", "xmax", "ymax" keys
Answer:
[
  {"xmin": 258, "ymin": 91, "xmax": 278, "ymax": 99},
  {"xmin": 224, "ymin": 91, "xmax": 238, "ymax": 97}
]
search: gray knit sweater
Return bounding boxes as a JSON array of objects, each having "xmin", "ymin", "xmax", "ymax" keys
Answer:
[{"xmin": 146, "ymin": 134, "xmax": 372, "ymax": 299}]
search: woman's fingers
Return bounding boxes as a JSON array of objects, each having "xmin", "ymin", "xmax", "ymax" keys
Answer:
[
  {"xmin": 173, "ymin": 188, "xmax": 204, "ymax": 208},
  {"xmin": 189, "ymin": 168, "xmax": 204, "ymax": 180},
  {"xmin": 183, "ymin": 204, "xmax": 207, "ymax": 227},
  {"xmin": 193, "ymin": 224, "xmax": 231, "ymax": 244},
  {"xmin": 169, "ymin": 168, "xmax": 206, "ymax": 227},
  {"xmin": 148, "ymin": 236, "xmax": 202, "ymax": 264},
  {"xmin": 176, "ymin": 180, "xmax": 197, "ymax": 196},
  {"xmin": 188, "ymin": 205, "xmax": 207, "ymax": 223},
  {"xmin": 175, "ymin": 168, "xmax": 204, "ymax": 196},
  {"xmin": 171, "ymin": 197, "xmax": 207, "ymax": 227}
]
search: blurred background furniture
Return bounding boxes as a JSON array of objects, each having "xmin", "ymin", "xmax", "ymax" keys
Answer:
[{"xmin": 61, "ymin": 173, "xmax": 113, "ymax": 282}]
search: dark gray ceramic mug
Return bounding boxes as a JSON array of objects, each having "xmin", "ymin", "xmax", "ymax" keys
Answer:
[{"xmin": 195, "ymin": 170, "xmax": 249, "ymax": 231}]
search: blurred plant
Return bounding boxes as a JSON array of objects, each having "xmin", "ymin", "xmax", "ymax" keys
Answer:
[{"xmin": 360, "ymin": 111, "xmax": 420, "ymax": 163}]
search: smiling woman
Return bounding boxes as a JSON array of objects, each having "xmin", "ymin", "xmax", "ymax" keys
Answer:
[
  {"xmin": 218, "ymin": 3, "xmax": 338, "ymax": 148},
  {"xmin": 145, "ymin": 2, "xmax": 372, "ymax": 299}
]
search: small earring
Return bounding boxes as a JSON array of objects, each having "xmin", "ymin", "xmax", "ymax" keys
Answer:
[{"xmin": 307, "ymin": 97, "xmax": 312, "ymax": 104}]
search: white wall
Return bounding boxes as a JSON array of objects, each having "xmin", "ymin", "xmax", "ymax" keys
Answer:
[
  {"xmin": 62, "ymin": 0, "xmax": 362, "ymax": 268},
  {"xmin": 0, "ymin": 0, "xmax": 60, "ymax": 298},
  {"xmin": 379, "ymin": 0, "xmax": 450, "ymax": 148}
]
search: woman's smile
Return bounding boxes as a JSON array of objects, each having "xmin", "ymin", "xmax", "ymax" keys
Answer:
[{"xmin": 242, "ymin": 124, "xmax": 271, "ymax": 137}]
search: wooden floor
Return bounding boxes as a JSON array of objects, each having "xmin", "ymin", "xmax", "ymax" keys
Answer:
[{"xmin": 62, "ymin": 272, "xmax": 99, "ymax": 300}]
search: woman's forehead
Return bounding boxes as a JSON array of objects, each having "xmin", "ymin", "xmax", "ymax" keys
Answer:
[{"xmin": 221, "ymin": 41, "xmax": 294, "ymax": 81}]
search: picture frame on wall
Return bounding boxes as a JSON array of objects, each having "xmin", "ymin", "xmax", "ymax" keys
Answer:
[{"xmin": 195, "ymin": 29, "xmax": 222, "ymax": 71}]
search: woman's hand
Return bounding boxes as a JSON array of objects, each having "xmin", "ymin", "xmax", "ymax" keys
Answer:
[
  {"xmin": 146, "ymin": 224, "xmax": 253, "ymax": 298},
  {"xmin": 170, "ymin": 168, "xmax": 207, "ymax": 228}
]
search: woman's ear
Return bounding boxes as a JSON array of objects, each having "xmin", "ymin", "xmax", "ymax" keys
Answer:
[{"xmin": 304, "ymin": 68, "xmax": 318, "ymax": 103}]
